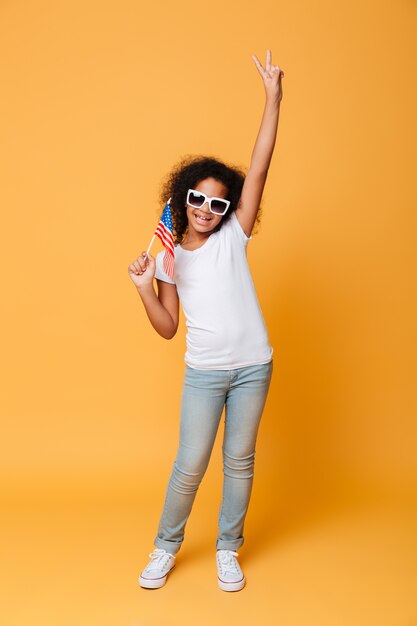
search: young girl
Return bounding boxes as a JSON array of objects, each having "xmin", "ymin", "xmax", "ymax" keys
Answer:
[{"xmin": 128, "ymin": 50, "xmax": 284, "ymax": 592}]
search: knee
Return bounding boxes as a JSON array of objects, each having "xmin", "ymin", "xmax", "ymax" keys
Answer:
[
  {"xmin": 222, "ymin": 448, "xmax": 256, "ymax": 479},
  {"xmin": 170, "ymin": 457, "xmax": 207, "ymax": 495}
]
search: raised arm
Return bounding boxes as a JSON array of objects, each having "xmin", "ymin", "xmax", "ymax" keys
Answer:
[{"xmin": 235, "ymin": 49, "xmax": 284, "ymax": 238}]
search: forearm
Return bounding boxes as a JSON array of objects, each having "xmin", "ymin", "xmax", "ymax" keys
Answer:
[
  {"xmin": 136, "ymin": 283, "xmax": 176, "ymax": 339},
  {"xmin": 250, "ymin": 96, "xmax": 281, "ymax": 173}
]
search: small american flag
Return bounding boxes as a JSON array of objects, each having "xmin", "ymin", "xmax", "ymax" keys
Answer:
[{"xmin": 154, "ymin": 198, "xmax": 175, "ymax": 279}]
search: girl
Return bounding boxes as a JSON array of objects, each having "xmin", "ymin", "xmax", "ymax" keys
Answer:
[{"xmin": 128, "ymin": 49, "xmax": 284, "ymax": 592}]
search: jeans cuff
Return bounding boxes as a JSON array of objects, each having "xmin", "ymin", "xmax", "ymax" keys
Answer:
[
  {"xmin": 216, "ymin": 538, "xmax": 244, "ymax": 551},
  {"xmin": 154, "ymin": 537, "xmax": 181, "ymax": 555}
]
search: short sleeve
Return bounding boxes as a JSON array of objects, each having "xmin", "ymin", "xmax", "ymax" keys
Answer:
[
  {"xmin": 154, "ymin": 250, "xmax": 176, "ymax": 284},
  {"xmin": 230, "ymin": 211, "xmax": 252, "ymax": 245}
]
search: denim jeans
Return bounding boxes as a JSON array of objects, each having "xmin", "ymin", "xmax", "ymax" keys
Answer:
[{"xmin": 153, "ymin": 359, "xmax": 273, "ymax": 555}]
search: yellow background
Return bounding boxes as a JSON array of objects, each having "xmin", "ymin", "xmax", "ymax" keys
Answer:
[{"xmin": 1, "ymin": 0, "xmax": 416, "ymax": 624}]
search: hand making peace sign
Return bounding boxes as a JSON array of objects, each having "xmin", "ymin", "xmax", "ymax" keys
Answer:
[{"xmin": 252, "ymin": 49, "xmax": 284, "ymax": 103}]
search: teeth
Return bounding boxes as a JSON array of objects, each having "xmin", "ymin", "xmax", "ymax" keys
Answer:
[{"xmin": 196, "ymin": 214, "xmax": 211, "ymax": 221}]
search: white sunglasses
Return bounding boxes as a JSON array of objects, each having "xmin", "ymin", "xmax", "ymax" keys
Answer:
[{"xmin": 186, "ymin": 188, "xmax": 230, "ymax": 216}]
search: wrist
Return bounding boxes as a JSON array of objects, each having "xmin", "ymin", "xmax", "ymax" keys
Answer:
[
  {"xmin": 265, "ymin": 93, "xmax": 281, "ymax": 108},
  {"xmin": 136, "ymin": 282, "xmax": 155, "ymax": 296}
]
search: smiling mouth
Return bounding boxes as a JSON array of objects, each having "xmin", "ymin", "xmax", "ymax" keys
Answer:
[{"xmin": 194, "ymin": 212, "xmax": 212, "ymax": 222}]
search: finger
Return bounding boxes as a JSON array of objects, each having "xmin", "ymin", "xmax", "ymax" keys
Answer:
[
  {"xmin": 130, "ymin": 262, "xmax": 142, "ymax": 276},
  {"xmin": 141, "ymin": 251, "xmax": 151, "ymax": 267},
  {"xmin": 136, "ymin": 257, "xmax": 147, "ymax": 272},
  {"xmin": 128, "ymin": 263, "xmax": 139, "ymax": 275},
  {"xmin": 144, "ymin": 252, "xmax": 155, "ymax": 267},
  {"xmin": 266, "ymin": 49, "xmax": 271, "ymax": 73},
  {"xmin": 252, "ymin": 54, "xmax": 266, "ymax": 79}
]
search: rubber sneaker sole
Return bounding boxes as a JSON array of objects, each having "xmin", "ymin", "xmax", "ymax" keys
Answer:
[
  {"xmin": 218, "ymin": 574, "xmax": 246, "ymax": 592},
  {"xmin": 138, "ymin": 563, "xmax": 176, "ymax": 589}
]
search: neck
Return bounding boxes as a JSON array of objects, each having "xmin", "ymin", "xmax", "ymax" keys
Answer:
[{"xmin": 183, "ymin": 227, "xmax": 212, "ymax": 245}]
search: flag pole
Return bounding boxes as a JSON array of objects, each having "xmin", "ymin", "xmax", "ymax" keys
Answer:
[
  {"xmin": 143, "ymin": 197, "xmax": 172, "ymax": 261},
  {"xmin": 143, "ymin": 235, "xmax": 155, "ymax": 261}
]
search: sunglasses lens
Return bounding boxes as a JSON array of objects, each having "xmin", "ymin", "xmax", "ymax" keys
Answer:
[
  {"xmin": 211, "ymin": 199, "xmax": 228, "ymax": 214},
  {"xmin": 188, "ymin": 191, "xmax": 205, "ymax": 207}
]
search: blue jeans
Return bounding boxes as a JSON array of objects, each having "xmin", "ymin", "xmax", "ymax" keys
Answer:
[{"xmin": 153, "ymin": 359, "xmax": 274, "ymax": 555}]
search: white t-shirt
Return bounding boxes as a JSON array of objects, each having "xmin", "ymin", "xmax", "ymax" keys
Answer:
[{"xmin": 154, "ymin": 210, "xmax": 274, "ymax": 370}]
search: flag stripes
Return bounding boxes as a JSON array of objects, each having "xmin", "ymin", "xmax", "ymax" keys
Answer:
[{"xmin": 154, "ymin": 200, "xmax": 175, "ymax": 280}]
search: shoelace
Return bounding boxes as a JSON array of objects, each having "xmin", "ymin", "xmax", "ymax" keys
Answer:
[
  {"xmin": 217, "ymin": 550, "xmax": 241, "ymax": 574},
  {"xmin": 146, "ymin": 548, "xmax": 175, "ymax": 571}
]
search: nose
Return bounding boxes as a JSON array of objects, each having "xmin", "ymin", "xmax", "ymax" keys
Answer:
[{"xmin": 199, "ymin": 201, "xmax": 211, "ymax": 213}]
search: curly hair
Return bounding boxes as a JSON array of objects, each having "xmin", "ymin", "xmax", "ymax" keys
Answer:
[{"xmin": 157, "ymin": 154, "xmax": 263, "ymax": 245}]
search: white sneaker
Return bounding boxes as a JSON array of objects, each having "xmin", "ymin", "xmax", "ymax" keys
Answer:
[
  {"xmin": 216, "ymin": 549, "xmax": 246, "ymax": 591},
  {"xmin": 138, "ymin": 548, "xmax": 176, "ymax": 589}
]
